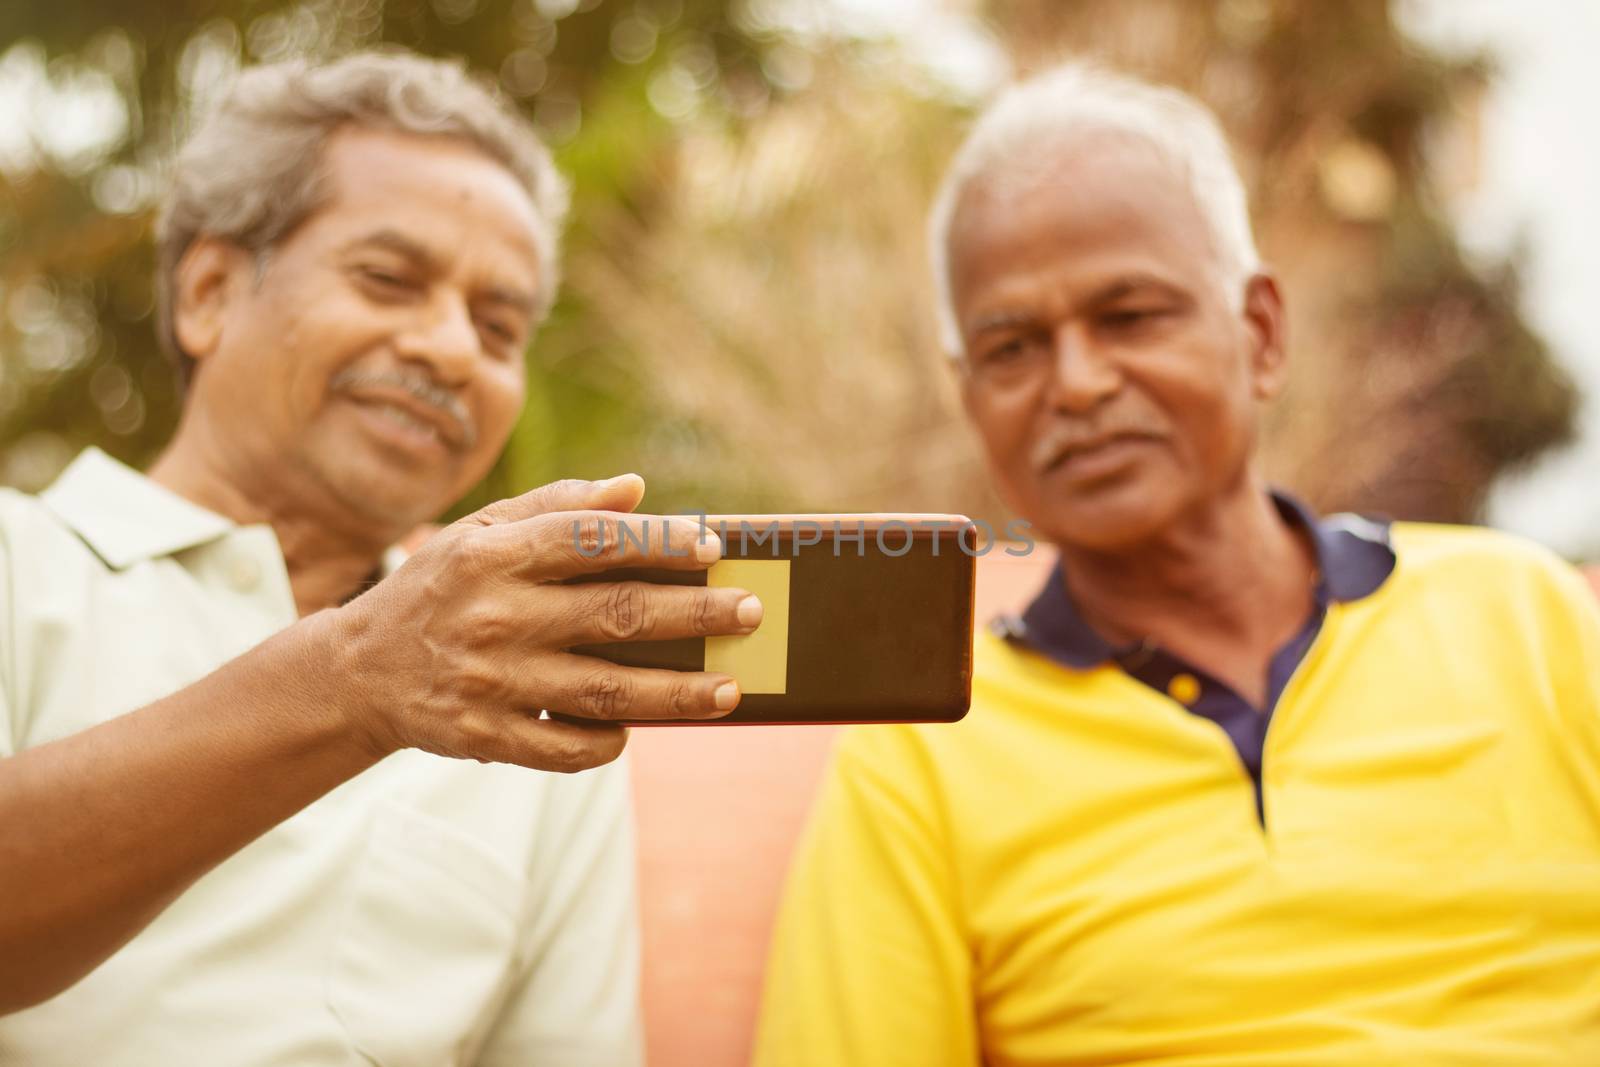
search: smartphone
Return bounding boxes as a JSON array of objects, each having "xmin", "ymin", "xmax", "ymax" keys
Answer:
[{"xmin": 565, "ymin": 514, "xmax": 977, "ymax": 725}]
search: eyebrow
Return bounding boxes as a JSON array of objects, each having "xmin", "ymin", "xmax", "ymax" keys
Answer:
[
  {"xmin": 340, "ymin": 228, "xmax": 439, "ymax": 270},
  {"xmin": 479, "ymin": 285, "xmax": 537, "ymax": 316},
  {"xmin": 340, "ymin": 228, "xmax": 538, "ymax": 315},
  {"xmin": 967, "ymin": 273, "xmax": 1190, "ymax": 336},
  {"xmin": 969, "ymin": 310, "xmax": 1039, "ymax": 337},
  {"xmin": 1090, "ymin": 274, "xmax": 1188, "ymax": 305}
]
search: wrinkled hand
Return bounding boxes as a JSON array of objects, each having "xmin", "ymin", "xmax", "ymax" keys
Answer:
[{"xmin": 331, "ymin": 474, "xmax": 760, "ymax": 772}]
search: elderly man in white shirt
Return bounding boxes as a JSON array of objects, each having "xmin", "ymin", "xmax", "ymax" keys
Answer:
[{"xmin": 0, "ymin": 51, "xmax": 763, "ymax": 1065}]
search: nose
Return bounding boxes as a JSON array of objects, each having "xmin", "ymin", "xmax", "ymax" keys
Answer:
[
  {"xmin": 395, "ymin": 293, "xmax": 479, "ymax": 387},
  {"xmin": 1045, "ymin": 322, "xmax": 1121, "ymax": 414}
]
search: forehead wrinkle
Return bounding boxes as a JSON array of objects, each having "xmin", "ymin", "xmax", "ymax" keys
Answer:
[
  {"xmin": 952, "ymin": 159, "xmax": 1222, "ymax": 332},
  {"xmin": 957, "ymin": 127, "xmax": 1216, "ymax": 257}
]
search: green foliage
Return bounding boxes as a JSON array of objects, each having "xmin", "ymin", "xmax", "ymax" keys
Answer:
[
  {"xmin": 0, "ymin": 0, "xmax": 1582, "ymax": 527},
  {"xmin": 0, "ymin": 0, "xmax": 778, "ymax": 507}
]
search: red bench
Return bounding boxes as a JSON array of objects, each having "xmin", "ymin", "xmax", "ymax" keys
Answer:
[{"xmin": 630, "ymin": 550, "xmax": 1054, "ymax": 1066}]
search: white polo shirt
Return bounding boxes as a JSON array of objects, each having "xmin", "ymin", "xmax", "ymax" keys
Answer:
[{"xmin": 0, "ymin": 447, "xmax": 642, "ymax": 1066}]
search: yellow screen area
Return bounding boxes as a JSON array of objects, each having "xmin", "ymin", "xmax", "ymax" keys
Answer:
[{"xmin": 705, "ymin": 559, "xmax": 791, "ymax": 694}]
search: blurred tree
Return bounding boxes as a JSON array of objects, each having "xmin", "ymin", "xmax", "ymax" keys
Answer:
[
  {"xmin": 545, "ymin": 0, "xmax": 1579, "ymax": 524},
  {"xmin": 983, "ymin": 0, "xmax": 1577, "ymax": 521},
  {"xmin": 0, "ymin": 0, "xmax": 1579, "ymax": 528},
  {"xmin": 0, "ymin": 0, "xmax": 784, "ymax": 512}
]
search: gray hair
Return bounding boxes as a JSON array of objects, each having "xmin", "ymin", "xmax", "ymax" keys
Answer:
[
  {"xmin": 927, "ymin": 61, "xmax": 1260, "ymax": 357},
  {"xmin": 155, "ymin": 49, "xmax": 570, "ymax": 388}
]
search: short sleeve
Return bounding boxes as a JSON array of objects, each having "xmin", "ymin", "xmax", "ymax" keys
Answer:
[
  {"xmin": 1532, "ymin": 554, "xmax": 1600, "ymax": 739},
  {"xmin": 753, "ymin": 725, "xmax": 978, "ymax": 1067}
]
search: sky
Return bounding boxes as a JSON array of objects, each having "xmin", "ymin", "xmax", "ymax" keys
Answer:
[{"xmin": 1397, "ymin": 0, "xmax": 1600, "ymax": 555}]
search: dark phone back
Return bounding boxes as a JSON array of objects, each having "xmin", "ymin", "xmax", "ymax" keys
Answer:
[{"xmin": 567, "ymin": 515, "xmax": 976, "ymax": 725}]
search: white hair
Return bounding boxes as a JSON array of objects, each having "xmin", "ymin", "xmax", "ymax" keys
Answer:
[
  {"xmin": 927, "ymin": 61, "xmax": 1261, "ymax": 357},
  {"xmin": 156, "ymin": 49, "xmax": 570, "ymax": 389}
]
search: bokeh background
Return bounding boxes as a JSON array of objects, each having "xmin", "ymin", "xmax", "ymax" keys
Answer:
[{"xmin": 2, "ymin": 0, "xmax": 1596, "ymax": 550}]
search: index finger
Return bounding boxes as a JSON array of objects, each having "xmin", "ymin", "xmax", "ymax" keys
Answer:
[
  {"xmin": 459, "ymin": 474, "xmax": 647, "ymax": 529},
  {"xmin": 511, "ymin": 510, "xmax": 723, "ymax": 579}
]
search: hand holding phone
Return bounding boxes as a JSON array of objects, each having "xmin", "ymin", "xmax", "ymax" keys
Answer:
[{"xmin": 567, "ymin": 513, "xmax": 977, "ymax": 725}]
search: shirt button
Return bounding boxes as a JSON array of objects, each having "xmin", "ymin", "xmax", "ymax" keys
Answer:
[
  {"xmin": 1167, "ymin": 672, "xmax": 1202, "ymax": 705},
  {"xmin": 227, "ymin": 555, "xmax": 263, "ymax": 594}
]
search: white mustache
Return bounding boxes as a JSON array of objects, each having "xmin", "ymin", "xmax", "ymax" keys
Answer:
[
  {"xmin": 330, "ymin": 367, "xmax": 477, "ymax": 449},
  {"xmin": 1029, "ymin": 415, "xmax": 1165, "ymax": 472}
]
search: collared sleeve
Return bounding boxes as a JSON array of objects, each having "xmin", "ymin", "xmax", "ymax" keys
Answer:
[
  {"xmin": 753, "ymin": 725, "xmax": 978, "ymax": 1067},
  {"xmin": 476, "ymin": 757, "xmax": 644, "ymax": 1067},
  {"xmin": 1480, "ymin": 542, "xmax": 1600, "ymax": 834}
]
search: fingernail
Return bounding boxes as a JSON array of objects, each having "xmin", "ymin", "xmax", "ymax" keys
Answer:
[
  {"xmin": 695, "ymin": 533, "xmax": 723, "ymax": 564},
  {"xmin": 735, "ymin": 594, "xmax": 763, "ymax": 630},
  {"xmin": 714, "ymin": 681, "xmax": 740, "ymax": 710},
  {"xmin": 601, "ymin": 473, "xmax": 639, "ymax": 488}
]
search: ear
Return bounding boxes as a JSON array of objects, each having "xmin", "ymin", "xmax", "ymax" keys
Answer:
[
  {"xmin": 172, "ymin": 237, "xmax": 254, "ymax": 365},
  {"xmin": 1240, "ymin": 272, "xmax": 1287, "ymax": 401}
]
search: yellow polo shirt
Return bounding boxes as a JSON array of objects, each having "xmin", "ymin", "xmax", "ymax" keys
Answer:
[{"xmin": 755, "ymin": 523, "xmax": 1600, "ymax": 1066}]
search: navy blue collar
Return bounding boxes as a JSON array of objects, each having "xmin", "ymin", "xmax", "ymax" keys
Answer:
[{"xmin": 1002, "ymin": 491, "xmax": 1396, "ymax": 670}]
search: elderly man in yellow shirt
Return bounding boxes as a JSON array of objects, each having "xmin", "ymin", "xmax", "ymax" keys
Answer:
[
  {"xmin": 0, "ymin": 51, "xmax": 765, "ymax": 1064},
  {"xmin": 755, "ymin": 62, "xmax": 1600, "ymax": 1066}
]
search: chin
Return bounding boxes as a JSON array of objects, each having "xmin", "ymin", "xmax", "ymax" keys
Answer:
[
  {"xmin": 339, "ymin": 489, "xmax": 436, "ymax": 532},
  {"xmin": 1021, "ymin": 476, "xmax": 1180, "ymax": 553},
  {"xmin": 359, "ymin": 493, "xmax": 438, "ymax": 529},
  {"xmin": 313, "ymin": 456, "xmax": 451, "ymax": 531}
]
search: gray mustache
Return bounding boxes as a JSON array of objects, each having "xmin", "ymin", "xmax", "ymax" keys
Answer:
[
  {"xmin": 1030, "ymin": 416, "xmax": 1164, "ymax": 471},
  {"xmin": 330, "ymin": 367, "xmax": 478, "ymax": 448}
]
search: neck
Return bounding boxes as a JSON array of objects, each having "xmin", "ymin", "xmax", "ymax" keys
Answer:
[
  {"xmin": 1056, "ymin": 477, "xmax": 1316, "ymax": 679},
  {"xmin": 147, "ymin": 415, "xmax": 398, "ymax": 618}
]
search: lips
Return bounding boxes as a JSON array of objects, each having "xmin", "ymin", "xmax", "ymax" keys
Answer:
[
  {"xmin": 341, "ymin": 388, "xmax": 466, "ymax": 451},
  {"xmin": 1040, "ymin": 431, "xmax": 1160, "ymax": 474}
]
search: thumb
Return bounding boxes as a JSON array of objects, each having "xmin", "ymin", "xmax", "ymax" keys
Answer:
[{"xmin": 462, "ymin": 474, "xmax": 646, "ymax": 528}]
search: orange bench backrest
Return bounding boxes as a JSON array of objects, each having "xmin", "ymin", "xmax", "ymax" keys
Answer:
[{"xmin": 630, "ymin": 549, "xmax": 1054, "ymax": 1066}]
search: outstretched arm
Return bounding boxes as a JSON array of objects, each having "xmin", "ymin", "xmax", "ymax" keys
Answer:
[{"xmin": 0, "ymin": 475, "xmax": 758, "ymax": 1013}]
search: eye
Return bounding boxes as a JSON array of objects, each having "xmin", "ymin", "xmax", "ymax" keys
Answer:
[
  {"xmin": 980, "ymin": 338, "xmax": 1028, "ymax": 364},
  {"xmin": 1102, "ymin": 307, "xmax": 1169, "ymax": 329},
  {"xmin": 353, "ymin": 264, "xmax": 416, "ymax": 296},
  {"xmin": 475, "ymin": 316, "xmax": 521, "ymax": 357}
]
